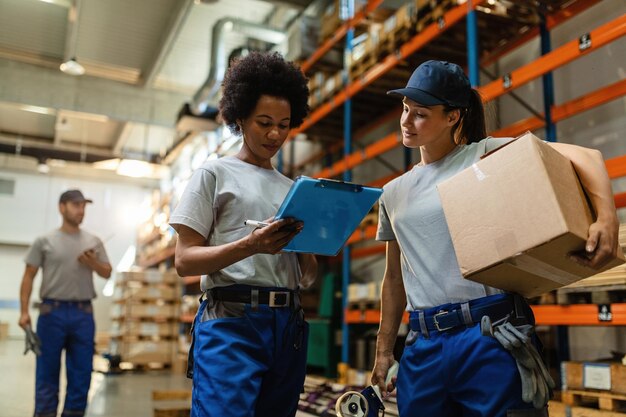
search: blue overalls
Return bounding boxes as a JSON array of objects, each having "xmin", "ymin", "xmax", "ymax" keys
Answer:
[
  {"xmin": 397, "ymin": 293, "xmax": 549, "ymax": 417},
  {"xmin": 35, "ymin": 299, "xmax": 95, "ymax": 417},
  {"xmin": 189, "ymin": 285, "xmax": 308, "ymax": 417}
]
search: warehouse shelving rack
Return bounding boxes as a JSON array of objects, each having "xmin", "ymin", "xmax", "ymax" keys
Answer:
[
  {"xmin": 344, "ymin": 304, "xmax": 626, "ymax": 326},
  {"xmin": 292, "ymin": 0, "xmax": 626, "ymax": 365}
]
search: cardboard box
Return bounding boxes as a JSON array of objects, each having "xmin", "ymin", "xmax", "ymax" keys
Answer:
[
  {"xmin": 0, "ymin": 322, "xmax": 8, "ymax": 340},
  {"xmin": 561, "ymin": 361, "xmax": 626, "ymax": 394},
  {"xmin": 438, "ymin": 133, "xmax": 625, "ymax": 298}
]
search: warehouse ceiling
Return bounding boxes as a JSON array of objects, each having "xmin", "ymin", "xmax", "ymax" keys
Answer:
[{"xmin": 0, "ymin": 0, "xmax": 313, "ymax": 178}]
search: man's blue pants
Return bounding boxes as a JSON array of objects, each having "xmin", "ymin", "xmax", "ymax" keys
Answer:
[
  {"xmin": 190, "ymin": 299, "xmax": 308, "ymax": 417},
  {"xmin": 35, "ymin": 300, "xmax": 94, "ymax": 417}
]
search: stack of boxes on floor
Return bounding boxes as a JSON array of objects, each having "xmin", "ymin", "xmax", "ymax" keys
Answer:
[
  {"xmin": 552, "ymin": 361, "xmax": 626, "ymax": 416},
  {"xmin": 110, "ymin": 269, "xmax": 180, "ymax": 369}
]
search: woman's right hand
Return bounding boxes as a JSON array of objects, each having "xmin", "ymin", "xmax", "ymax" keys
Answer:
[
  {"xmin": 246, "ymin": 218, "xmax": 303, "ymax": 255},
  {"xmin": 371, "ymin": 353, "xmax": 398, "ymax": 398}
]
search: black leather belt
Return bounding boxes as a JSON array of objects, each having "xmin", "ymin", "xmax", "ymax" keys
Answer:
[{"xmin": 210, "ymin": 287, "xmax": 293, "ymax": 308}]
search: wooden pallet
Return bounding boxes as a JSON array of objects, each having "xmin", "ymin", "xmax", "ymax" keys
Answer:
[
  {"xmin": 349, "ymin": 52, "xmax": 378, "ymax": 80},
  {"xmin": 549, "ymin": 400, "xmax": 626, "ymax": 417},
  {"xmin": 557, "ymin": 284, "xmax": 626, "ymax": 305},
  {"xmin": 347, "ymin": 299, "xmax": 380, "ymax": 311},
  {"xmin": 563, "ymin": 390, "xmax": 626, "ymax": 412},
  {"xmin": 152, "ymin": 390, "xmax": 191, "ymax": 417}
]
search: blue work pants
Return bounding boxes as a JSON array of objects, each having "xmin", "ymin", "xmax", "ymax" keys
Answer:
[
  {"xmin": 397, "ymin": 294, "xmax": 547, "ymax": 417},
  {"xmin": 190, "ymin": 298, "xmax": 308, "ymax": 417},
  {"xmin": 35, "ymin": 300, "xmax": 95, "ymax": 417}
]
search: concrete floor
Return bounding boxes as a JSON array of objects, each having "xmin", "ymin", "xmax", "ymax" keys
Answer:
[{"xmin": 0, "ymin": 338, "xmax": 316, "ymax": 417}]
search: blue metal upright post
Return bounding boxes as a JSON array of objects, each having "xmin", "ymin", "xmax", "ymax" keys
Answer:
[
  {"xmin": 341, "ymin": 0, "xmax": 354, "ymax": 366},
  {"xmin": 540, "ymin": 11, "xmax": 556, "ymax": 142},
  {"xmin": 466, "ymin": 1, "xmax": 479, "ymax": 87}
]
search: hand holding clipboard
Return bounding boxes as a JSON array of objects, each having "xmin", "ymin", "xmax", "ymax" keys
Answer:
[{"xmin": 263, "ymin": 177, "xmax": 382, "ymax": 256}]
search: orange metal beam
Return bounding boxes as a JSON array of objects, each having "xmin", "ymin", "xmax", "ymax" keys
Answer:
[
  {"xmin": 481, "ymin": 0, "xmax": 601, "ymax": 67},
  {"xmin": 301, "ymin": 0, "xmax": 384, "ymax": 73},
  {"xmin": 312, "ymin": 131, "xmax": 401, "ymax": 178},
  {"xmin": 346, "ymin": 225, "xmax": 378, "ymax": 246},
  {"xmin": 352, "ymin": 244, "xmax": 386, "ymax": 259},
  {"xmin": 606, "ymin": 154, "xmax": 626, "ymax": 180},
  {"xmin": 291, "ymin": 107, "xmax": 402, "ymax": 172},
  {"xmin": 344, "ymin": 308, "xmax": 409, "ymax": 324},
  {"xmin": 479, "ymin": 14, "xmax": 626, "ymax": 102},
  {"xmin": 490, "ymin": 78, "xmax": 626, "ymax": 138},
  {"xmin": 344, "ymin": 305, "xmax": 626, "ymax": 326},
  {"xmin": 532, "ymin": 304, "xmax": 626, "ymax": 326},
  {"xmin": 553, "ymin": 78, "xmax": 626, "ymax": 123},
  {"xmin": 615, "ymin": 192, "xmax": 626, "ymax": 209}
]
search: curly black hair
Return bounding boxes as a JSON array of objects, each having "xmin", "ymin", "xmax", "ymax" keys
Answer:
[{"xmin": 219, "ymin": 51, "xmax": 309, "ymax": 135}]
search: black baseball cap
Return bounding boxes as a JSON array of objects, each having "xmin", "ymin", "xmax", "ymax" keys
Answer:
[
  {"xmin": 387, "ymin": 60, "xmax": 471, "ymax": 108},
  {"xmin": 59, "ymin": 189, "xmax": 93, "ymax": 204}
]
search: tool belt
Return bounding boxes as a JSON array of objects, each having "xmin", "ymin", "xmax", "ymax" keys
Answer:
[
  {"xmin": 409, "ymin": 293, "xmax": 532, "ymax": 335},
  {"xmin": 208, "ymin": 285, "xmax": 297, "ymax": 308}
]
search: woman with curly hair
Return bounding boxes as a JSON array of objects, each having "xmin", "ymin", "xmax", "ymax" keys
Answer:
[{"xmin": 170, "ymin": 51, "xmax": 317, "ymax": 417}]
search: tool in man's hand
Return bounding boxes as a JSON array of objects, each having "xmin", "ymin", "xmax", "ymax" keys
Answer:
[
  {"xmin": 24, "ymin": 325, "xmax": 42, "ymax": 356},
  {"xmin": 335, "ymin": 361, "xmax": 399, "ymax": 417}
]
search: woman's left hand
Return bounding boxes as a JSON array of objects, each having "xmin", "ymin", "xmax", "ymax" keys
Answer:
[{"xmin": 571, "ymin": 217, "xmax": 620, "ymax": 269}]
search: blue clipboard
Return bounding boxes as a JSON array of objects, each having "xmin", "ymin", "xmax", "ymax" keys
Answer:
[{"xmin": 274, "ymin": 176, "xmax": 383, "ymax": 256}]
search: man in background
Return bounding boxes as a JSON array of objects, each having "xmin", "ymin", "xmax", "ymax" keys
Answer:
[{"xmin": 18, "ymin": 189, "xmax": 112, "ymax": 417}]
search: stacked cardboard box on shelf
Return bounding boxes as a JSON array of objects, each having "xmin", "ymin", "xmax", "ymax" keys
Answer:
[{"xmin": 109, "ymin": 270, "xmax": 181, "ymax": 367}]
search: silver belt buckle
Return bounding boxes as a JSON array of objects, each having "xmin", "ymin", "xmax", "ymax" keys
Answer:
[
  {"xmin": 269, "ymin": 291, "xmax": 290, "ymax": 307},
  {"xmin": 433, "ymin": 310, "xmax": 453, "ymax": 331}
]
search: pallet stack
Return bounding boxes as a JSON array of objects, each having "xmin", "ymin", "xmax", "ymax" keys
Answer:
[
  {"xmin": 550, "ymin": 361, "xmax": 626, "ymax": 416},
  {"xmin": 348, "ymin": 0, "xmax": 457, "ymax": 80},
  {"xmin": 110, "ymin": 270, "xmax": 181, "ymax": 369}
]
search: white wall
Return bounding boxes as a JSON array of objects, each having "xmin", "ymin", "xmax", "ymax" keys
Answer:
[{"xmin": 0, "ymin": 169, "xmax": 153, "ymax": 337}]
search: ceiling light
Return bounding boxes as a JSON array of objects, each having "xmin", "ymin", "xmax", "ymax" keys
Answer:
[
  {"xmin": 37, "ymin": 160, "xmax": 50, "ymax": 174},
  {"xmin": 60, "ymin": 58, "xmax": 85, "ymax": 76},
  {"xmin": 116, "ymin": 159, "xmax": 155, "ymax": 178},
  {"xmin": 17, "ymin": 104, "xmax": 56, "ymax": 116},
  {"xmin": 93, "ymin": 158, "xmax": 121, "ymax": 170}
]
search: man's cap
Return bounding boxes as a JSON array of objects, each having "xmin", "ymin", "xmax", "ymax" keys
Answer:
[
  {"xmin": 59, "ymin": 189, "xmax": 93, "ymax": 204},
  {"xmin": 387, "ymin": 60, "xmax": 471, "ymax": 108}
]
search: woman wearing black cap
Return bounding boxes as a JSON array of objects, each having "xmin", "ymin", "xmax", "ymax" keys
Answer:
[{"xmin": 370, "ymin": 60, "xmax": 619, "ymax": 416}]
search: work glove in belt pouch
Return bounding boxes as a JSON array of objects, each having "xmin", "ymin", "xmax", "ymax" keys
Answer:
[{"xmin": 480, "ymin": 316, "xmax": 555, "ymax": 409}]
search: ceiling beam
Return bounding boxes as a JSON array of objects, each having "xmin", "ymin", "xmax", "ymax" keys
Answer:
[
  {"xmin": 140, "ymin": 0, "xmax": 195, "ymax": 88},
  {"xmin": 112, "ymin": 122, "xmax": 133, "ymax": 155},
  {"xmin": 0, "ymin": 58, "xmax": 189, "ymax": 127}
]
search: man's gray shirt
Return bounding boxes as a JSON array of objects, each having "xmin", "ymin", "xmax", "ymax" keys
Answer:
[{"xmin": 25, "ymin": 229, "xmax": 109, "ymax": 300}]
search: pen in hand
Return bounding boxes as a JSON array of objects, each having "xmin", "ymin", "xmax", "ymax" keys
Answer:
[{"xmin": 244, "ymin": 220, "xmax": 270, "ymax": 229}]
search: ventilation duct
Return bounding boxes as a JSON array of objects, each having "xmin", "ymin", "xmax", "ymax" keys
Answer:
[{"xmin": 188, "ymin": 17, "xmax": 287, "ymax": 116}]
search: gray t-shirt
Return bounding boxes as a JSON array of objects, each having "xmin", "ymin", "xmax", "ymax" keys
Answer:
[
  {"xmin": 24, "ymin": 229, "xmax": 110, "ymax": 300},
  {"xmin": 376, "ymin": 137, "xmax": 514, "ymax": 310},
  {"xmin": 169, "ymin": 156, "xmax": 301, "ymax": 291}
]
